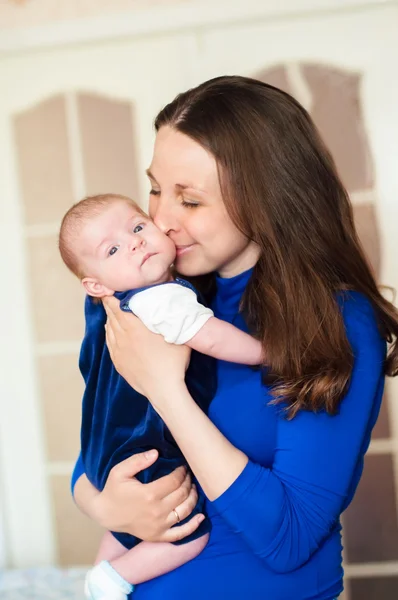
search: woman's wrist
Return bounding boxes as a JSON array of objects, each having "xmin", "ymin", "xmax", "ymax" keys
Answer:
[
  {"xmin": 149, "ymin": 379, "xmax": 190, "ymax": 419},
  {"xmin": 90, "ymin": 490, "xmax": 109, "ymax": 528},
  {"xmin": 89, "ymin": 485, "xmax": 122, "ymax": 531},
  {"xmin": 150, "ymin": 382, "xmax": 248, "ymax": 500},
  {"xmin": 74, "ymin": 474, "xmax": 105, "ymax": 525}
]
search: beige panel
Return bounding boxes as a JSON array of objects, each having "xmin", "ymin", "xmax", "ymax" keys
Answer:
[
  {"xmin": 27, "ymin": 234, "xmax": 86, "ymax": 343},
  {"xmin": 50, "ymin": 475, "xmax": 104, "ymax": 566},
  {"xmin": 353, "ymin": 202, "xmax": 381, "ymax": 279},
  {"xmin": 38, "ymin": 354, "xmax": 83, "ymax": 462},
  {"xmin": 302, "ymin": 64, "xmax": 374, "ymax": 193},
  {"xmin": 255, "ymin": 65, "xmax": 293, "ymax": 95},
  {"xmin": 372, "ymin": 394, "xmax": 391, "ymax": 439},
  {"xmin": 13, "ymin": 95, "xmax": 74, "ymax": 225},
  {"xmin": 343, "ymin": 453, "xmax": 398, "ymax": 563},
  {"xmin": 350, "ymin": 577, "xmax": 398, "ymax": 600},
  {"xmin": 78, "ymin": 93, "xmax": 139, "ymax": 201}
]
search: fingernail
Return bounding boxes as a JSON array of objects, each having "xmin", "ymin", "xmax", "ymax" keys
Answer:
[
  {"xmin": 198, "ymin": 515, "xmax": 205, "ymax": 523},
  {"xmin": 145, "ymin": 450, "xmax": 157, "ymax": 460}
]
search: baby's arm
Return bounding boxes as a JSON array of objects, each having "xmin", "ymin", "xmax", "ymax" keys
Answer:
[
  {"xmin": 187, "ymin": 317, "xmax": 263, "ymax": 365},
  {"xmin": 128, "ymin": 284, "xmax": 264, "ymax": 366}
]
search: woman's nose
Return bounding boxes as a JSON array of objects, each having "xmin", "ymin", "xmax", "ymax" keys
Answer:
[{"xmin": 150, "ymin": 197, "xmax": 178, "ymax": 235}]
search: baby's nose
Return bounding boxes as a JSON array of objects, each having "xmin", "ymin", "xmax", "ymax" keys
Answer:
[{"xmin": 130, "ymin": 236, "xmax": 144, "ymax": 251}]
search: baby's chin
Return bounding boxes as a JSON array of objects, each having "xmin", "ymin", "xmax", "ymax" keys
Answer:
[{"xmin": 138, "ymin": 271, "xmax": 171, "ymax": 288}]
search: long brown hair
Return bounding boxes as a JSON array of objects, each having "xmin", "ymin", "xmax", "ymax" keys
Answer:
[{"xmin": 155, "ymin": 75, "xmax": 398, "ymax": 418}]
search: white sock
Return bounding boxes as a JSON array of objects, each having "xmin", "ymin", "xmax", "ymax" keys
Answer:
[{"xmin": 84, "ymin": 560, "xmax": 133, "ymax": 599}]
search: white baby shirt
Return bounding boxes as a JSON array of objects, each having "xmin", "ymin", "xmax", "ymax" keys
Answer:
[{"xmin": 128, "ymin": 282, "xmax": 214, "ymax": 345}]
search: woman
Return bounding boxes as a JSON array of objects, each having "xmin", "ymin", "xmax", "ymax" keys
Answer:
[{"xmin": 72, "ymin": 75, "xmax": 398, "ymax": 599}]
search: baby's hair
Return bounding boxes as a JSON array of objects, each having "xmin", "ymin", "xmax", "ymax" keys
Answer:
[{"xmin": 59, "ymin": 193, "xmax": 143, "ymax": 279}]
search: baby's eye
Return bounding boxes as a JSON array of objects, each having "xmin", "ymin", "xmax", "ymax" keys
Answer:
[
  {"xmin": 133, "ymin": 224, "xmax": 144, "ymax": 233},
  {"xmin": 109, "ymin": 246, "xmax": 119, "ymax": 256}
]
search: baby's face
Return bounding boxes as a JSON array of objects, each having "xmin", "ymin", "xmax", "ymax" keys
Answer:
[{"xmin": 78, "ymin": 201, "xmax": 176, "ymax": 296}]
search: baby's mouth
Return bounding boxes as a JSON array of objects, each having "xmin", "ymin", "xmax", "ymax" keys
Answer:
[{"xmin": 141, "ymin": 252, "xmax": 156, "ymax": 266}]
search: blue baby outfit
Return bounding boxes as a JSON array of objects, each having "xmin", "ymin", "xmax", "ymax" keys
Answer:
[{"xmin": 79, "ymin": 280, "xmax": 216, "ymax": 549}]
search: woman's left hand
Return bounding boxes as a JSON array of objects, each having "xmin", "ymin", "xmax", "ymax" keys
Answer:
[{"xmin": 103, "ymin": 296, "xmax": 191, "ymax": 404}]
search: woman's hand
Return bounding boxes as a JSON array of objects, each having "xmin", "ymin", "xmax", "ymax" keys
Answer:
[
  {"xmin": 103, "ymin": 295, "xmax": 190, "ymax": 404},
  {"xmin": 102, "ymin": 297, "xmax": 248, "ymax": 503},
  {"xmin": 77, "ymin": 450, "xmax": 204, "ymax": 543}
]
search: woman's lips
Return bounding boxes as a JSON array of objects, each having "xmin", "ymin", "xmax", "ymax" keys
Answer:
[{"xmin": 175, "ymin": 245, "xmax": 194, "ymax": 257}]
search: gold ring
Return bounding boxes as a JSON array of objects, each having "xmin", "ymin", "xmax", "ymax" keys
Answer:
[{"xmin": 172, "ymin": 508, "xmax": 181, "ymax": 523}]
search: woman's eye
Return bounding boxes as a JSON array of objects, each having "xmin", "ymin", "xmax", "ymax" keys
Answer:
[
  {"xmin": 181, "ymin": 200, "xmax": 200, "ymax": 208},
  {"xmin": 149, "ymin": 189, "xmax": 160, "ymax": 196},
  {"xmin": 108, "ymin": 246, "xmax": 119, "ymax": 256},
  {"xmin": 133, "ymin": 224, "xmax": 144, "ymax": 233}
]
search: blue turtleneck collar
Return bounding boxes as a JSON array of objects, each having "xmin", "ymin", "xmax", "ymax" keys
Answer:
[{"xmin": 213, "ymin": 267, "xmax": 254, "ymax": 316}]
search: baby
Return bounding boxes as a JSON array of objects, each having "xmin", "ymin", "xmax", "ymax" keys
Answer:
[{"xmin": 59, "ymin": 194, "xmax": 262, "ymax": 599}]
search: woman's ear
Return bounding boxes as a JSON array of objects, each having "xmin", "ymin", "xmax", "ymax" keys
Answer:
[{"xmin": 81, "ymin": 277, "xmax": 114, "ymax": 298}]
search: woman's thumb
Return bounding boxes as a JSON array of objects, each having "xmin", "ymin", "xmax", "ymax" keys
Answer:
[{"xmin": 117, "ymin": 450, "xmax": 158, "ymax": 478}]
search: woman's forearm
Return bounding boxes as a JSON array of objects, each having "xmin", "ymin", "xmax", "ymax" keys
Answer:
[
  {"xmin": 153, "ymin": 383, "xmax": 248, "ymax": 501},
  {"xmin": 73, "ymin": 473, "xmax": 103, "ymax": 522}
]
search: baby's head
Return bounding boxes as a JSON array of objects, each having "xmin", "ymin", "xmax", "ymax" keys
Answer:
[{"xmin": 59, "ymin": 194, "xmax": 176, "ymax": 297}]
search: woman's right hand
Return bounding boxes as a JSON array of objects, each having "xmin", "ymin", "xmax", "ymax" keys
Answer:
[{"xmin": 76, "ymin": 450, "xmax": 204, "ymax": 543}]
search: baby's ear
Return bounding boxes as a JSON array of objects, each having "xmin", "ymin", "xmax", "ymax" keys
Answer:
[{"xmin": 81, "ymin": 277, "xmax": 114, "ymax": 298}]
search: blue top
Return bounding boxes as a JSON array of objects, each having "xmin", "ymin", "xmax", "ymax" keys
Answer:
[
  {"xmin": 76, "ymin": 283, "xmax": 216, "ymax": 550},
  {"xmin": 72, "ymin": 268, "xmax": 386, "ymax": 600}
]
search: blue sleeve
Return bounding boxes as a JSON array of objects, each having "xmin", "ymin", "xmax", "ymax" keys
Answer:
[
  {"xmin": 71, "ymin": 452, "xmax": 85, "ymax": 496},
  {"xmin": 211, "ymin": 294, "xmax": 386, "ymax": 573}
]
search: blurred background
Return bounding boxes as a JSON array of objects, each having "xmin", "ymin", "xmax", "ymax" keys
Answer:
[{"xmin": 0, "ymin": 1, "xmax": 397, "ymax": 599}]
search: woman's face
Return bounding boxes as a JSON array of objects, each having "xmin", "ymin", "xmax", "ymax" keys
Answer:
[{"xmin": 147, "ymin": 126, "xmax": 260, "ymax": 278}]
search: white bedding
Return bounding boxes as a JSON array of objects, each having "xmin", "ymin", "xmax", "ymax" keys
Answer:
[{"xmin": 0, "ymin": 566, "xmax": 87, "ymax": 599}]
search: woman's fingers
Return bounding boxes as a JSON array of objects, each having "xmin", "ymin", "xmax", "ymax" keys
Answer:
[
  {"xmin": 102, "ymin": 297, "xmax": 119, "ymax": 327},
  {"xmin": 162, "ymin": 471, "xmax": 193, "ymax": 512},
  {"xmin": 147, "ymin": 466, "xmax": 188, "ymax": 500},
  {"xmin": 110, "ymin": 450, "xmax": 159, "ymax": 480},
  {"xmin": 165, "ymin": 481, "xmax": 199, "ymax": 527},
  {"xmin": 104, "ymin": 324, "xmax": 117, "ymax": 361},
  {"xmin": 103, "ymin": 296, "xmax": 131, "ymax": 334},
  {"xmin": 161, "ymin": 514, "xmax": 205, "ymax": 544},
  {"xmin": 102, "ymin": 295, "xmax": 120, "ymax": 315},
  {"xmin": 102, "ymin": 295, "xmax": 190, "ymax": 401}
]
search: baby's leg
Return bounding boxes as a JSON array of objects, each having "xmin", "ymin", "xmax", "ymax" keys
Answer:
[
  {"xmin": 112, "ymin": 532, "xmax": 209, "ymax": 584},
  {"xmin": 85, "ymin": 531, "xmax": 132, "ymax": 600},
  {"xmin": 94, "ymin": 530, "xmax": 127, "ymax": 564},
  {"xmin": 85, "ymin": 532, "xmax": 209, "ymax": 598}
]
